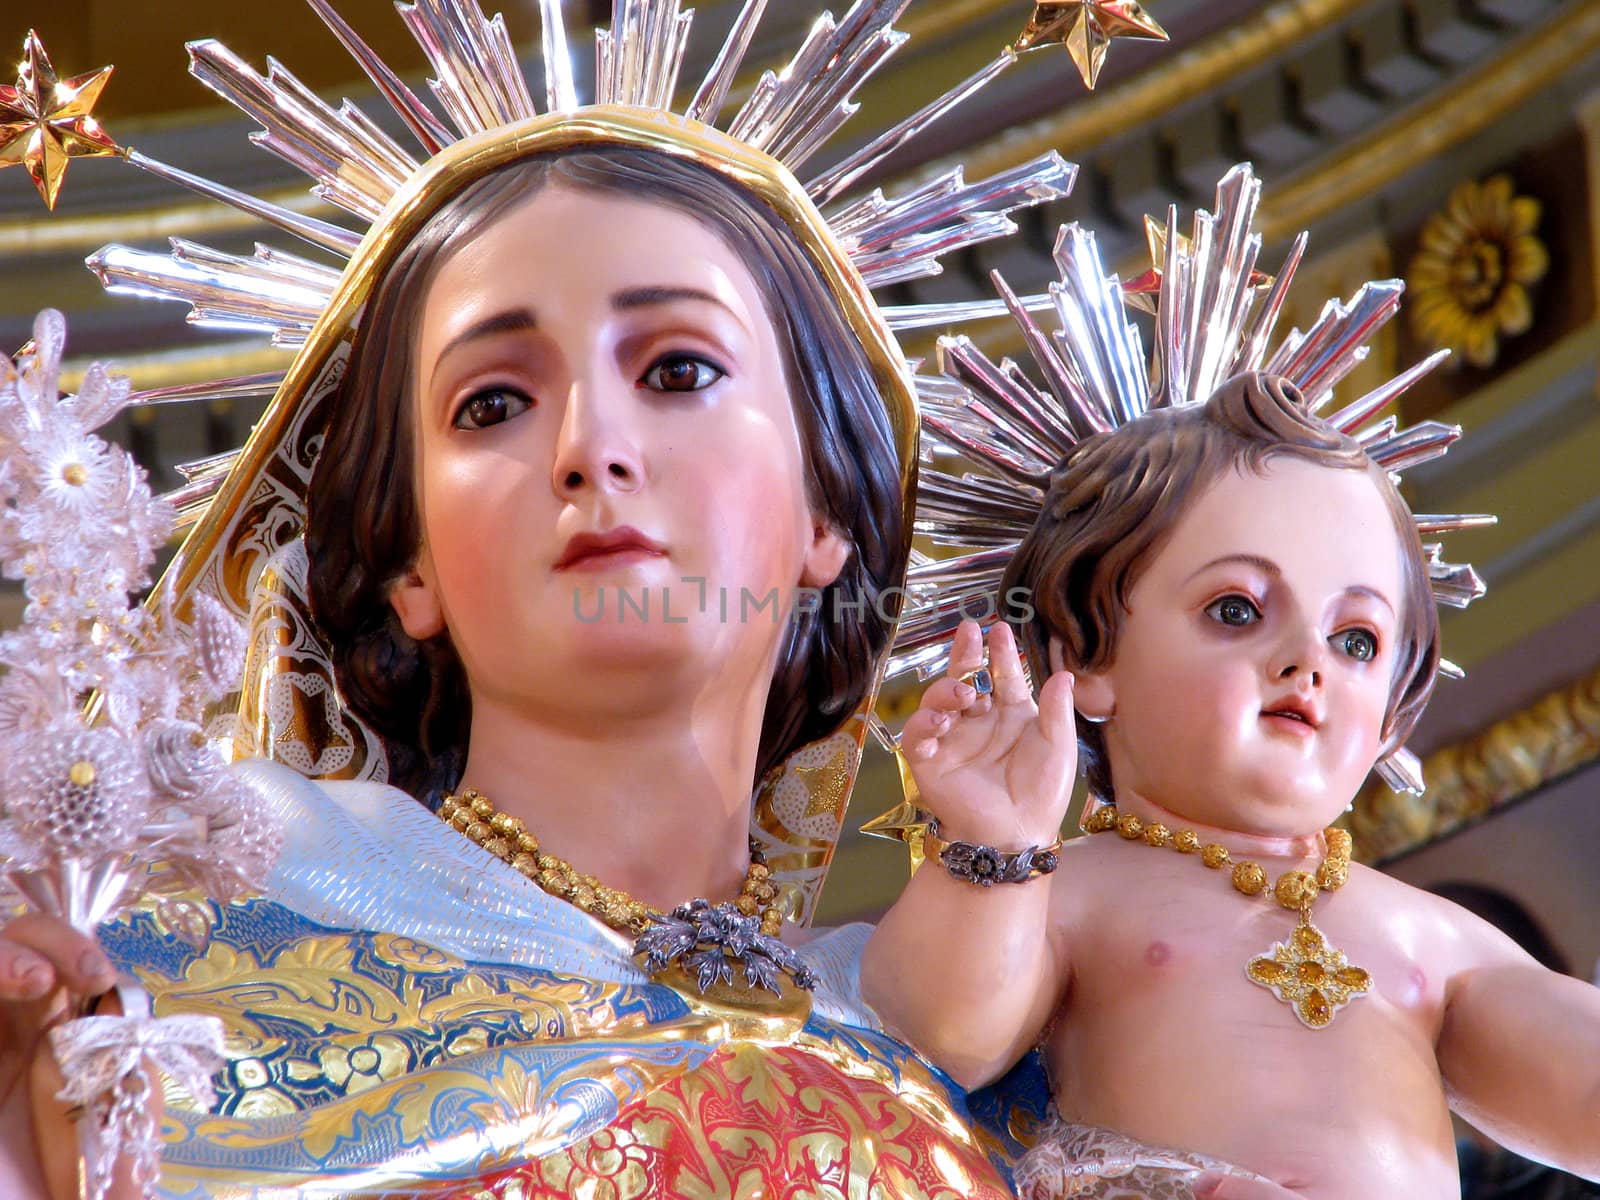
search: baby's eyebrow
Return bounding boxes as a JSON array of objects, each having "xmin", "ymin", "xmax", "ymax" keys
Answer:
[
  {"xmin": 1184, "ymin": 553, "xmax": 1279, "ymax": 583},
  {"xmin": 1186, "ymin": 557, "xmax": 1396, "ymax": 615},
  {"xmin": 1345, "ymin": 585, "xmax": 1396, "ymax": 616}
]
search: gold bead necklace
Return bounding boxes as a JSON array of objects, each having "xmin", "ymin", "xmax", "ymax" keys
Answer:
[
  {"xmin": 1085, "ymin": 803, "xmax": 1371, "ymax": 1029},
  {"xmin": 438, "ymin": 788, "xmax": 785, "ymax": 941}
]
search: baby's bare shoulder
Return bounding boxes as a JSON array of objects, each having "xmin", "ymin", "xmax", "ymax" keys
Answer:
[
  {"xmin": 1344, "ymin": 863, "xmax": 1530, "ymax": 973},
  {"xmin": 1344, "ymin": 863, "xmax": 1460, "ymax": 923},
  {"xmin": 1049, "ymin": 831, "xmax": 1151, "ymax": 889},
  {"xmin": 1046, "ymin": 835, "xmax": 1209, "ymax": 923},
  {"xmin": 1044, "ymin": 836, "xmax": 1119, "ymax": 933}
]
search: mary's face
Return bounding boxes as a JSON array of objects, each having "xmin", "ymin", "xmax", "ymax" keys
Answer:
[{"xmin": 389, "ymin": 181, "xmax": 849, "ymax": 724}]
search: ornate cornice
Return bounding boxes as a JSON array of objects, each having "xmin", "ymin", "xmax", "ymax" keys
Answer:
[
  {"xmin": 1349, "ymin": 666, "xmax": 1600, "ymax": 863},
  {"xmin": 1262, "ymin": 2, "xmax": 1600, "ymax": 246},
  {"xmin": 921, "ymin": 1, "xmax": 1600, "ymax": 363}
]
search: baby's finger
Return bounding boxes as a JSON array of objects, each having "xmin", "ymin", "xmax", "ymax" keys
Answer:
[
  {"xmin": 901, "ymin": 705, "xmax": 956, "ymax": 748},
  {"xmin": 1036, "ymin": 669, "xmax": 1077, "ymax": 747},
  {"xmin": 985, "ymin": 623, "xmax": 1032, "ymax": 707},
  {"xmin": 943, "ymin": 619, "xmax": 985, "ymax": 679},
  {"xmin": 918, "ymin": 675, "xmax": 981, "ymax": 716}
]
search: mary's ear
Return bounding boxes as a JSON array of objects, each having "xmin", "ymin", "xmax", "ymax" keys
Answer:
[
  {"xmin": 799, "ymin": 521, "xmax": 851, "ymax": 589},
  {"xmin": 1049, "ymin": 635, "xmax": 1114, "ymax": 721},
  {"xmin": 387, "ymin": 551, "xmax": 446, "ymax": 641}
]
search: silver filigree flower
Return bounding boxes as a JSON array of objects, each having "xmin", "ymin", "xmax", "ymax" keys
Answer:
[
  {"xmin": 142, "ymin": 719, "xmax": 224, "ymax": 804},
  {"xmin": 10, "ymin": 724, "xmax": 149, "ymax": 860},
  {"xmin": 30, "ymin": 424, "xmax": 115, "ymax": 519},
  {"xmin": 635, "ymin": 898, "xmax": 818, "ymax": 995}
]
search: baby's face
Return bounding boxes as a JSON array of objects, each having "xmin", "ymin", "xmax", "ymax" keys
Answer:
[{"xmin": 1076, "ymin": 457, "xmax": 1407, "ymax": 837}]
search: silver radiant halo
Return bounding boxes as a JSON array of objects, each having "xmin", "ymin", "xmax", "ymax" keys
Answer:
[
  {"xmin": 82, "ymin": 0, "xmax": 1084, "ymax": 532},
  {"xmin": 888, "ymin": 164, "xmax": 1493, "ymax": 797}
]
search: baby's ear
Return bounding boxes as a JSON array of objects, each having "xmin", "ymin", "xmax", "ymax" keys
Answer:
[
  {"xmin": 388, "ymin": 550, "xmax": 446, "ymax": 641},
  {"xmin": 1049, "ymin": 635, "xmax": 1114, "ymax": 721}
]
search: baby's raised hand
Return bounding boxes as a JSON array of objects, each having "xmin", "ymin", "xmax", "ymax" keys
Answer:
[{"xmin": 899, "ymin": 619, "xmax": 1077, "ymax": 849}]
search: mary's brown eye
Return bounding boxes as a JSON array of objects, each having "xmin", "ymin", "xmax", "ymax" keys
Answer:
[
  {"xmin": 453, "ymin": 388, "xmax": 532, "ymax": 430},
  {"xmin": 642, "ymin": 354, "xmax": 723, "ymax": 393}
]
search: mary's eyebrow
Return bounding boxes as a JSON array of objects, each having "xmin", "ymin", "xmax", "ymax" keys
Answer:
[
  {"xmin": 429, "ymin": 307, "xmax": 538, "ymax": 385},
  {"xmin": 611, "ymin": 285, "xmax": 748, "ymax": 333}
]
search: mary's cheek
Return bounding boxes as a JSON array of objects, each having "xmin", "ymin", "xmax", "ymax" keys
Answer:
[
  {"xmin": 423, "ymin": 497, "xmax": 536, "ymax": 625},
  {"xmin": 717, "ymin": 453, "xmax": 805, "ymax": 533}
]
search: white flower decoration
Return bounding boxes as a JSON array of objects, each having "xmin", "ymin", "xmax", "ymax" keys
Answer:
[
  {"xmin": 31, "ymin": 423, "xmax": 115, "ymax": 517},
  {"xmin": 0, "ymin": 308, "xmax": 279, "ymax": 932}
]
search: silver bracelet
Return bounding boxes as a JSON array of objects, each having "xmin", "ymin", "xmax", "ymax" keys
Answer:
[{"xmin": 926, "ymin": 818, "xmax": 1062, "ymax": 887}]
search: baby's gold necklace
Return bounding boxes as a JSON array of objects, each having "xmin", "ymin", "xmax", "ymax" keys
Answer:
[{"xmin": 1086, "ymin": 804, "xmax": 1371, "ymax": 1028}]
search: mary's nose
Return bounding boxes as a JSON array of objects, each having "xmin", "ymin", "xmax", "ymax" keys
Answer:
[{"xmin": 551, "ymin": 380, "xmax": 645, "ymax": 498}]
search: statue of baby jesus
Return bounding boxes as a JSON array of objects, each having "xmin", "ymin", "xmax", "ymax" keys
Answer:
[{"xmin": 863, "ymin": 372, "xmax": 1600, "ymax": 1199}]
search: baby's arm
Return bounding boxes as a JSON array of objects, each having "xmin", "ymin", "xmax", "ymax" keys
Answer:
[
  {"xmin": 1435, "ymin": 900, "xmax": 1600, "ymax": 1180},
  {"xmin": 862, "ymin": 621, "xmax": 1077, "ymax": 1089}
]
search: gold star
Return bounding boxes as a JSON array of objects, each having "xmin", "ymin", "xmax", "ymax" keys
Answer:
[
  {"xmin": 1123, "ymin": 213, "xmax": 1275, "ymax": 315},
  {"xmin": 859, "ymin": 797, "xmax": 929, "ymax": 852},
  {"xmin": 794, "ymin": 746, "xmax": 852, "ymax": 821},
  {"xmin": 1013, "ymin": 1, "xmax": 1169, "ymax": 90},
  {"xmin": 0, "ymin": 31, "xmax": 121, "ymax": 210},
  {"xmin": 858, "ymin": 750, "xmax": 933, "ymax": 870},
  {"xmin": 1246, "ymin": 918, "xmax": 1371, "ymax": 1029}
]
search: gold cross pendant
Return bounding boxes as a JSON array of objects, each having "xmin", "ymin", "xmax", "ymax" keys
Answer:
[{"xmin": 1246, "ymin": 914, "xmax": 1371, "ymax": 1029}]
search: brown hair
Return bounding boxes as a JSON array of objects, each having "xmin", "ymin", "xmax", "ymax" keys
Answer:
[
  {"xmin": 1001, "ymin": 372, "xmax": 1439, "ymax": 800},
  {"xmin": 304, "ymin": 147, "xmax": 905, "ymax": 801}
]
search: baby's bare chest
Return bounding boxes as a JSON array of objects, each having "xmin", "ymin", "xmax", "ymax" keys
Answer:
[
  {"xmin": 1042, "ymin": 853, "xmax": 1461, "ymax": 1193},
  {"xmin": 1053, "ymin": 856, "xmax": 1446, "ymax": 1031}
]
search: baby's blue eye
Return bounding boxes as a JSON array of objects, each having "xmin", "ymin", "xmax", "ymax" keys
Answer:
[
  {"xmin": 1205, "ymin": 595, "xmax": 1261, "ymax": 627},
  {"xmin": 642, "ymin": 355, "xmax": 723, "ymax": 393},
  {"xmin": 1334, "ymin": 629, "xmax": 1379, "ymax": 662}
]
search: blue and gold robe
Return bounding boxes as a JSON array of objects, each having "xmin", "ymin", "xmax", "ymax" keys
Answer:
[{"xmin": 102, "ymin": 761, "xmax": 1045, "ymax": 1197}]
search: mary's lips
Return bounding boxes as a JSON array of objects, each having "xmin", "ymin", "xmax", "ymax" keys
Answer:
[{"xmin": 555, "ymin": 526, "xmax": 666, "ymax": 570}]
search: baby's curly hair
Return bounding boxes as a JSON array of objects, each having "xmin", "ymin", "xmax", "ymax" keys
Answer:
[{"xmin": 1000, "ymin": 372, "xmax": 1440, "ymax": 801}]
